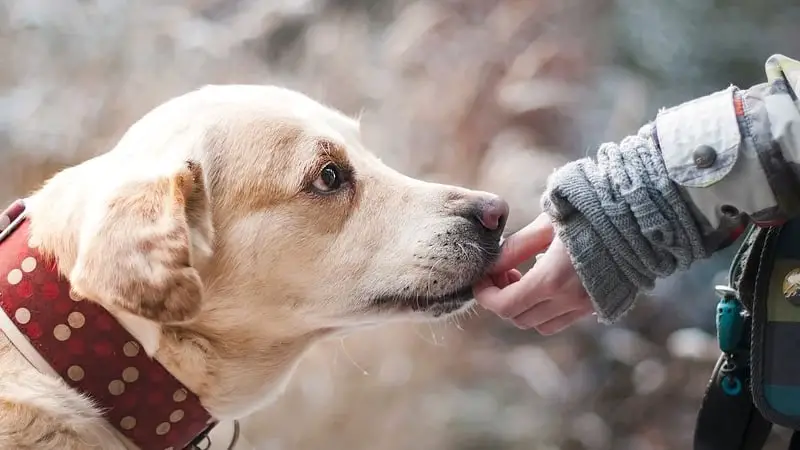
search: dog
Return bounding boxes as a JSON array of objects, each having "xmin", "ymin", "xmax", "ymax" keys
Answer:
[{"xmin": 0, "ymin": 85, "xmax": 509, "ymax": 449}]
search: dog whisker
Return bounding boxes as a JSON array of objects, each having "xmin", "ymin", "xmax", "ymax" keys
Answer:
[
  {"xmin": 338, "ymin": 338, "xmax": 370, "ymax": 376},
  {"xmin": 411, "ymin": 324, "xmax": 441, "ymax": 346}
]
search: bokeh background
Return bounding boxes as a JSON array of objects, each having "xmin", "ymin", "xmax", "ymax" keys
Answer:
[{"xmin": 2, "ymin": 0, "xmax": 800, "ymax": 449}]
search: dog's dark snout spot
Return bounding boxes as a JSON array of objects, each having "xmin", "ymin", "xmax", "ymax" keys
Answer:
[{"xmin": 474, "ymin": 196, "xmax": 509, "ymax": 232}]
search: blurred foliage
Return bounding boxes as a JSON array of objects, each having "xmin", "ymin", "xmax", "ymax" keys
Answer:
[{"xmin": 1, "ymin": 0, "xmax": 799, "ymax": 449}]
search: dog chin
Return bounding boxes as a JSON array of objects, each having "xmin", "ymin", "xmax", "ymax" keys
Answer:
[{"xmin": 422, "ymin": 298, "xmax": 475, "ymax": 319}]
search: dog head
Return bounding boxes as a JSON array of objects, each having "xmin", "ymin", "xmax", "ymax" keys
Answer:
[{"xmin": 28, "ymin": 85, "xmax": 509, "ymax": 415}]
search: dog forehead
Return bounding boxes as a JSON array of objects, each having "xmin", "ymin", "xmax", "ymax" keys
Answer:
[
  {"xmin": 193, "ymin": 85, "xmax": 368, "ymax": 157},
  {"xmin": 194, "ymin": 85, "xmax": 358, "ymax": 133},
  {"xmin": 123, "ymin": 85, "xmax": 377, "ymax": 180}
]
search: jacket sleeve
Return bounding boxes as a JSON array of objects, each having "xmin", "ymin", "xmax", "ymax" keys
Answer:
[{"xmin": 541, "ymin": 54, "xmax": 800, "ymax": 324}]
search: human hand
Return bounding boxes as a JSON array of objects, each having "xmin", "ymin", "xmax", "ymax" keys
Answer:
[{"xmin": 474, "ymin": 213, "xmax": 594, "ymax": 334}]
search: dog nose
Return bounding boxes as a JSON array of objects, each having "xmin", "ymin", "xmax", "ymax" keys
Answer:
[{"xmin": 475, "ymin": 196, "xmax": 509, "ymax": 232}]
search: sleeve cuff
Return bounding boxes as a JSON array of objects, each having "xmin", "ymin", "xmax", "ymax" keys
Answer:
[{"xmin": 543, "ymin": 188, "xmax": 639, "ymax": 324}]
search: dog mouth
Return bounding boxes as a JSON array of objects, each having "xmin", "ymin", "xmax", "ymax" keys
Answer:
[
  {"xmin": 369, "ymin": 283, "xmax": 478, "ymax": 318},
  {"xmin": 369, "ymin": 230, "xmax": 502, "ymax": 317}
]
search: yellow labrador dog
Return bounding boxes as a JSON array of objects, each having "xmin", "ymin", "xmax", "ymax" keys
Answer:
[{"xmin": 0, "ymin": 85, "xmax": 508, "ymax": 449}]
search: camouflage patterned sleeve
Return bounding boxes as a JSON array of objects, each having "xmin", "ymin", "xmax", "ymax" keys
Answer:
[{"xmin": 540, "ymin": 54, "xmax": 800, "ymax": 324}]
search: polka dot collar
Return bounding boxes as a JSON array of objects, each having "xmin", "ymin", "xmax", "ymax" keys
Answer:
[{"xmin": 0, "ymin": 200, "xmax": 215, "ymax": 449}]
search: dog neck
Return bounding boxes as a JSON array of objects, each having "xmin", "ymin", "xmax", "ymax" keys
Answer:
[
  {"xmin": 25, "ymin": 187, "xmax": 334, "ymax": 420},
  {"xmin": 155, "ymin": 303, "xmax": 331, "ymax": 419}
]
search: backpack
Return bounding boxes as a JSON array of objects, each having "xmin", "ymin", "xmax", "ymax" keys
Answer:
[{"xmin": 695, "ymin": 220, "xmax": 800, "ymax": 449}]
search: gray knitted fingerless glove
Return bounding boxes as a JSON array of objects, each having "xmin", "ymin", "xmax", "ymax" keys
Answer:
[{"xmin": 541, "ymin": 125, "xmax": 710, "ymax": 323}]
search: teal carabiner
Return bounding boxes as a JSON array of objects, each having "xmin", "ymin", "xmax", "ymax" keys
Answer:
[{"xmin": 714, "ymin": 285, "xmax": 745, "ymax": 354}]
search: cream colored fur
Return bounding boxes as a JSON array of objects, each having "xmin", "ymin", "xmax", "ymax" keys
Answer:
[{"xmin": 0, "ymin": 85, "xmax": 506, "ymax": 449}]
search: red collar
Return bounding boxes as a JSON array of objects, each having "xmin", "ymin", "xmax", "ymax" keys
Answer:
[{"xmin": 0, "ymin": 200, "xmax": 214, "ymax": 449}]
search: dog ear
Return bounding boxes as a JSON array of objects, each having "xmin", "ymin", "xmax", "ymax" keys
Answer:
[{"xmin": 69, "ymin": 160, "xmax": 214, "ymax": 324}]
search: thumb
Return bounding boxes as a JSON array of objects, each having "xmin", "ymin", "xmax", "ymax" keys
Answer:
[{"xmin": 491, "ymin": 213, "xmax": 554, "ymax": 273}]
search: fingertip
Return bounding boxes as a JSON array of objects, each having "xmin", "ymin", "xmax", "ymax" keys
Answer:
[
  {"xmin": 491, "ymin": 271, "xmax": 510, "ymax": 288},
  {"xmin": 491, "ymin": 269, "xmax": 524, "ymax": 289},
  {"xmin": 491, "ymin": 214, "xmax": 554, "ymax": 273}
]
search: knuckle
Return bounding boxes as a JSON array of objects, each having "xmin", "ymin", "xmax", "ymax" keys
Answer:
[
  {"xmin": 496, "ymin": 305, "xmax": 516, "ymax": 319},
  {"xmin": 511, "ymin": 317, "xmax": 533, "ymax": 330}
]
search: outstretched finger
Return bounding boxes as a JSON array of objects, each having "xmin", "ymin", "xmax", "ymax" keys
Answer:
[{"xmin": 491, "ymin": 213, "xmax": 554, "ymax": 274}]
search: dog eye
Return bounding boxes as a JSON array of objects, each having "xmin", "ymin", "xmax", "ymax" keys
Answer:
[{"xmin": 312, "ymin": 163, "xmax": 343, "ymax": 193}]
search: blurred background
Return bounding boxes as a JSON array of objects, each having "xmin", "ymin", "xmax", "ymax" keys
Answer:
[{"xmin": 2, "ymin": 0, "xmax": 800, "ymax": 448}]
